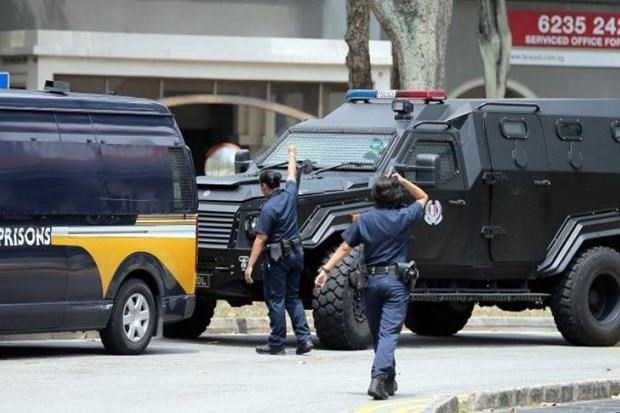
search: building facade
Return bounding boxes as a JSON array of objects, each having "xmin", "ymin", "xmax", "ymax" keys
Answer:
[{"xmin": 1, "ymin": 0, "xmax": 619, "ymax": 174}]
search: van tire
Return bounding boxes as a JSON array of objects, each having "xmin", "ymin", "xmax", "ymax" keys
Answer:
[
  {"xmin": 163, "ymin": 296, "xmax": 216, "ymax": 339},
  {"xmin": 405, "ymin": 302, "xmax": 473, "ymax": 336},
  {"xmin": 550, "ymin": 246, "xmax": 620, "ymax": 346},
  {"xmin": 312, "ymin": 246, "xmax": 371, "ymax": 350},
  {"xmin": 100, "ymin": 278, "xmax": 156, "ymax": 355}
]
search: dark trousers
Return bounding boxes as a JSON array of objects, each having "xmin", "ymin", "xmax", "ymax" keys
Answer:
[
  {"xmin": 364, "ymin": 272, "xmax": 410, "ymax": 379},
  {"xmin": 263, "ymin": 250, "xmax": 311, "ymax": 349}
]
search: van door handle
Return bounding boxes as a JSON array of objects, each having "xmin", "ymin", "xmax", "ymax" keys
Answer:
[
  {"xmin": 448, "ymin": 199, "xmax": 466, "ymax": 206},
  {"xmin": 533, "ymin": 179, "xmax": 551, "ymax": 186}
]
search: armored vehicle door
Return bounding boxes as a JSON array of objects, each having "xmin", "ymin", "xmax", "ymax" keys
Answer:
[
  {"xmin": 482, "ymin": 108, "xmax": 551, "ymax": 262},
  {"xmin": 396, "ymin": 127, "xmax": 487, "ymax": 270}
]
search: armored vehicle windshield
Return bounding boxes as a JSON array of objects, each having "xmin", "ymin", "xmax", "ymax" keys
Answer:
[{"xmin": 259, "ymin": 130, "xmax": 394, "ymax": 169}]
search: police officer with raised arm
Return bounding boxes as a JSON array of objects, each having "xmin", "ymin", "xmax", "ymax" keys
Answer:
[
  {"xmin": 244, "ymin": 143, "xmax": 313, "ymax": 356},
  {"xmin": 314, "ymin": 172, "xmax": 428, "ymax": 400}
]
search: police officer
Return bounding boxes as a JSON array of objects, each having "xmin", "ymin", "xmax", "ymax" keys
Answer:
[
  {"xmin": 314, "ymin": 172, "xmax": 428, "ymax": 400},
  {"xmin": 244, "ymin": 143, "xmax": 313, "ymax": 356}
]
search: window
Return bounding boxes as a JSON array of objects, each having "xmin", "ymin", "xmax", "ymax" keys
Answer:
[
  {"xmin": 168, "ymin": 148, "xmax": 197, "ymax": 212},
  {"xmin": 500, "ymin": 119, "xmax": 527, "ymax": 139},
  {"xmin": 0, "ymin": 110, "xmax": 59, "ymax": 142},
  {"xmin": 92, "ymin": 114, "xmax": 177, "ymax": 144},
  {"xmin": 556, "ymin": 120, "xmax": 583, "ymax": 141},
  {"xmin": 261, "ymin": 131, "xmax": 394, "ymax": 169},
  {"xmin": 56, "ymin": 113, "xmax": 96, "ymax": 143},
  {"xmin": 611, "ymin": 121, "xmax": 620, "ymax": 143},
  {"xmin": 405, "ymin": 140, "xmax": 457, "ymax": 182}
]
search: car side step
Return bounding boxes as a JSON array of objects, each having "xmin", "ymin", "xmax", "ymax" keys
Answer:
[{"xmin": 410, "ymin": 292, "xmax": 550, "ymax": 303}]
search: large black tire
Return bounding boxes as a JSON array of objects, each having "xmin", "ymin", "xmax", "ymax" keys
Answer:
[
  {"xmin": 550, "ymin": 246, "xmax": 620, "ymax": 346},
  {"xmin": 405, "ymin": 302, "xmax": 473, "ymax": 336},
  {"xmin": 312, "ymin": 246, "xmax": 371, "ymax": 350},
  {"xmin": 100, "ymin": 278, "xmax": 157, "ymax": 355},
  {"xmin": 163, "ymin": 296, "xmax": 216, "ymax": 339}
]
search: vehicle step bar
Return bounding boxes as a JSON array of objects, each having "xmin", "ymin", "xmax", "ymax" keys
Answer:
[{"xmin": 409, "ymin": 293, "xmax": 550, "ymax": 303}]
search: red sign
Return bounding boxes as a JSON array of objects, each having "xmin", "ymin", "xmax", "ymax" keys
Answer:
[{"xmin": 509, "ymin": 10, "xmax": 620, "ymax": 49}]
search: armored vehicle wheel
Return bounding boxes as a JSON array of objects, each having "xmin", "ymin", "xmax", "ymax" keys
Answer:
[
  {"xmin": 404, "ymin": 302, "xmax": 473, "ymax": 336},
  {"xmin": 100, "ymin": 278, "xmax": 156, "ymax": 355},
  {"xmin": 312, "ymin": 246, "xmax": 371, "ymax": 350},
  {"xmin": 550, "ymin": 246, "xmax": 620, "ymax": 346},
  {"xmin": 163, "ymin": 296, "xmax": 216, "ymax": 339}
]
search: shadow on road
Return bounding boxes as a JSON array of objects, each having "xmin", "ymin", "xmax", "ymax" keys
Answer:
[
  {"xmin": 0, "ymin": 339, "xmax": 199, "ymax": 360},
  {"xmin": 399, "ymin": 332, "xmax": 568, "ymax": 348},
  {"xmin": 188, "ymin": 331, "xmax": 570, "ymax": 350}
]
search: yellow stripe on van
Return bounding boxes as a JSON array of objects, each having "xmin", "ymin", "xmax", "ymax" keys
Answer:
[{"xmin": 52, "ymin": 226, "xmax": 196, "ymax": 297}]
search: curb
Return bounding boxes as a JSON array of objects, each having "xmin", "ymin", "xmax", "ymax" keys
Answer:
[
  {"xmin": 207, "ymin": 316, "xmax": 557, "ymax": 335},
  {"xmin": 0, "ymin": 317, "xmax": 557, "ymax": 341},
  {"xmin": 424, "ymin": 379, "xmax": 620, "ymax": 413}
]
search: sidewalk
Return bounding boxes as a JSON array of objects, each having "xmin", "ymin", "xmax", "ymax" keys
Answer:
[{"xmin": 0, "ymin": 316, "xmax": 557, "ymax": 341}]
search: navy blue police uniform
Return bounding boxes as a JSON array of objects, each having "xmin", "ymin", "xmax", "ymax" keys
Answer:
[
  {"xmin": 342, "ymin": 201, "xmax": 424, "ymax": 381},
  {"xmin": 256, "ymin": 179, "xmax": 312, "ymax": 351}
]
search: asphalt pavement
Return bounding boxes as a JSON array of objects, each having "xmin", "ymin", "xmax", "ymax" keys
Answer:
[{"xmin": 0, "ymin": 331, "xmax": 619, "ymax": 413}]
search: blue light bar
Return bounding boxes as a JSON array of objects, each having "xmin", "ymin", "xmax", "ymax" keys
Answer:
[{"xmin": 345, "ymin": 89, "xmax": 377, "ymax": 102}]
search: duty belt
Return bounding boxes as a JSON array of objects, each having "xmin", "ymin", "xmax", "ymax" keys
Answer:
[
  {"xmin": 367, "ymin": 265, "xmax": 397, "ymax": 276},
  {"xmin": 265, "ymin": 238, "xmax": 302, "ymax": 260}
]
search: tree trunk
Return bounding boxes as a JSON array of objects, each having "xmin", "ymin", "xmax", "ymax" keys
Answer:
[
  {"xmin": 478, "ymin": 0, "xmax": 512, "ymax": 98},
  {"xmin": 345, "ymin": 0, "xmax": 373, "ymax": 89},
  {"xmin": 369, "ymin": 0, "xmax": 453, "ymax": 90},
  {"xmin": 390, "ymin": 47, "xmax": 400, "ymax": 90}
]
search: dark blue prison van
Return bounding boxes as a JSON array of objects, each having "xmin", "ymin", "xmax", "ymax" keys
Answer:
[{"xmin": 0, "ymin": 83, "xmax": 198, "ymax": 355}]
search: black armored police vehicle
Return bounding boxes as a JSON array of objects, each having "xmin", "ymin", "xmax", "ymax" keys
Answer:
[
  {"xmin": 0, "ymin": 82, "xmax": 198, "ymax": 355},
  {"xmin": 168, "ymin": 88, "xmax": 620, "ymax": 349}
]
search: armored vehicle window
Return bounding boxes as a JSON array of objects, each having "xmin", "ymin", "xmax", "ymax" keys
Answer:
[
  {"xmin": 169, "ymin": 147, "xmax": 198, "ymax": 212},
  {"xmin": 611, "ymin": 121, "xmax": 620, "ymax": 143},
  {"xmin": 406, "ymin": 140, "xmax": 457, "ymax": 182},
  {"xmin": 556, "ymin": 120, "xmax": 583, "ymax": 141},
  {"xmin": 0, "ymin": 110, "xmax": 59, "ymax": 142},
  {"xmin": 262, "ymin": 131, "xmax": 394, "ymax": 168},
  {"xmin": 500, "ymin": 120, "xmax": 527, "ymax": 139}
]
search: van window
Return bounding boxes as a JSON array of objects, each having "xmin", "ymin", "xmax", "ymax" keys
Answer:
[
  {"xmin": 0, "ymin": 110, "xmax": 59, "ymax": 142},
  {"xmin": 56, "ymin": 112, "xmax": 96, "ymax": 143},
  {"xmin": 92, "ymin": 114, "xmax": 177, "ymax": 145}
]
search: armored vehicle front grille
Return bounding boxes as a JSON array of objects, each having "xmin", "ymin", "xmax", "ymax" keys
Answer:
[{"xmin": 198, "ymin": 205, "xmax": 238, "ymax": 249}]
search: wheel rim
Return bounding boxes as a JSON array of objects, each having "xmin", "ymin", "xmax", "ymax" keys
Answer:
[
  {"xmin": 588, "ymin": 272, "xmax": 620, "ymax": 325},
  {"xmin": 123, "ymin": 293, "xmax": 151, "ymax": 342}
]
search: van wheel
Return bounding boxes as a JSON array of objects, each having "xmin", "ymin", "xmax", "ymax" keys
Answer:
[
  {"xmin": 405, "ymin": 302, "xmax": 473, "ymax": 336},
  {"xmin": 551, "ymin": 246, "xmax": 620, "ymax": 346},
  {"xmin": 163, "ymin": 296, "xmax": 216, "ymax": 339},
  {"xmin": 312, "ymin": 246, "xmax": 371, "ymax": 350},
  {"xmin": 100, "ymin": 278, "xmax": 156, "ymax": 355}
]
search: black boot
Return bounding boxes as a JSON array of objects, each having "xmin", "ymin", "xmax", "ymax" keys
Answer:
[
  {"xmin": 367, "ymin": 377, "xmax": 389, "ymax": 400},
  {"xmin": 296, "ymin": 339, "xmax": 314, "ymax": 355},
  {"xmin": 255, "ymin": 344, "xmax": 285, "ymax": 355},
  {"xmin": 385, "ymin": 378, "xmax": 398, "ymax": 396}
]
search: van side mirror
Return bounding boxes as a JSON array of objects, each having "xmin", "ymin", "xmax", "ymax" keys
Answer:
[
  {"xmin": 234, "ymin": 149, "xmax": 251, "ymax": 174},
  {"xmin": 393, "ymin": 153, "xmax": 440, "ymax": 187}
]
